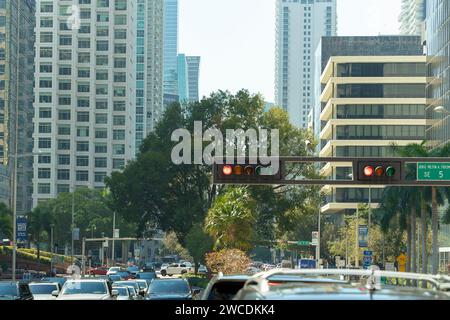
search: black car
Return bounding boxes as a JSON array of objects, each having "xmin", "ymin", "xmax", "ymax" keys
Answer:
[
  {"xmin": 0, "ymin": 281, "xmax": 34, "ymax": 300},
  {"xmin": 146, "ymin": 279, "xmax": 200, "ymax": 300},
  {"xmin": 202, "ymin": 275, "xmax": 249, "ymax": 300}
]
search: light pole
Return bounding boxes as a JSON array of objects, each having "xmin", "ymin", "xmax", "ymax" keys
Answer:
[
  {"xmin": 70, "ymin": 187, "xmax": 75, "ymax": 266},
  {"xmin": 50, "ymin": 224, "xmax": 55, "ymax": 275},
  {"xmin": 111, "ymin": 211, "xmax": 116, "ymax": 266},
  {"xmin": 433, "ymin": 105, "xmax": 450, "ymax": 115},
  {"xmin": 368, "ymin": 185, "xmax": 372, "ymax": 246},
  {"xmin": 355, "ymin": 205, "xmax": 360, "ymax": 268}
]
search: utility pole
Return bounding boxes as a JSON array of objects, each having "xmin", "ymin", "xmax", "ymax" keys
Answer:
[
  {"xmin": 71, "ymin": 188, "xmax": 75, "ymax": 265},
  {"xmin": 355, "ymin": 206, "xmax": 359, "ymax": 268},
  {"xmin": 316, "ymin": 209, "xmax": 321, "ymax": 267},
  {"xmin": 111, "ymin": 212, "xmax": 116, "ymax": 266},
  {"xmin": 368, "ymin": 186, "xmax": 372, "ymax": 246}
]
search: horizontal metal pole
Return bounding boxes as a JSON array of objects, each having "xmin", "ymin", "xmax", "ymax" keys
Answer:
[
  {"xmin": 218, "ymin": 180, "xmax": 450, "ymax": 187},
  {"xmin": 216, "ymin": 157, "xmax": 450, "ymax": 163},
  {"xmin": 83, "ymin": 237, "xmax": 163, "ymax": 242}
]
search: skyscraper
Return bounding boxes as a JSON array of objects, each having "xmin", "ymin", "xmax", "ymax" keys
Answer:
[
  {"xmin": 136, "ymin": 0, "xmax": 164, "ymax": 152},
  {"xmin": 186, "ymin": 56, "xmax": 200, "ymax": 102},
  {"xmin": 163, "ymin": 0, "xmax": 179, "ymax": 103},
  {"xmin": 399, "ymin": 0, "xmax": 427, "ymax": 35},
  {"xmin": 0, "ymin": 0, "xmax": 35, "ymax": 214},
  {"xmin": 177, "ymin": 54, "xmax": 189, "ymax": 103},
  {"xmin": 275, "ymin": 0, "xmax": 337, "ymax": 128},
  {"xmin": 33, "ymin": 0, "xmax": 136, "ymax": 206},
  {"xmin": 425, "ymin": 0, "xmax": 450, "ymax": 149}
]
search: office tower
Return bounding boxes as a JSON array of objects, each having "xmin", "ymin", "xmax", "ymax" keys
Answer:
[
  {"xmin": 163, "ymin": 0, "xmax": 179, "ymax": 105},
  {"xmin": 33, "ymin": 0, "xmax": 136, "ymax": 206},
  {"xmin": 399, "ymin": 0, "xmax": 427, "ymax": 35},
  {"xmin": 186, "ymin": 56, "xmax": 200, "ymax": 102},
  {"xmin": 177, "ymin": 54, "xmax": 189, "ymax": 103},
  {"xmin": 426, "ymin": 0, "xmax": 450, "ymax": 149},
  {"xmin": 317, "ymin": 36, "xmax": 426, "ymax": 216},
  {"xmin": 136, "ymin": 0, "xmax": 164, "ymax": 152},
  {"xmin": 0, "ymin": 0, "xmax": 35, "ymax": 215},
  {"xmin": 275, "ymin": 0, "xmax": 337, "ymax": 128}
]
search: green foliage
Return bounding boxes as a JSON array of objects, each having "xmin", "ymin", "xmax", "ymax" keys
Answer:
[
  {"xmin": 205, "ymin": 187, "xmax": 257, "ymax": 251},
  {"xmin": 181, "ymin": 274, "xmax": 210, "ymax": 289},
  {"xmin": 185, "ymin": 224, "xmax": 213, "ymax": 266},
  {"xmin": 161, "ymin": 232, "xmax": 191, "ymax": 260}
]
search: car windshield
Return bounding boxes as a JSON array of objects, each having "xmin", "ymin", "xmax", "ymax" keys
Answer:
[
  {"xmin": 136, "ymin": 281, "xmax": 148, "ymax": 289},
  {"xmin": 61, "ymin": 282, "xmax": 107, "ymax": 295},
  {"xmin": 137, "ymin": 273, "xmax": 156, "ymax": 279},
  {"xmin": 0, "ymin": 284, "xmax": 18, "ymax": 297},
  {"xmin": 149, "ymin": 280, "xmax": 190, "ymax": 294},
  {"xmin": 115, "ymin": 287, "xmax": 129, "ymax": 296},
  {"xmin": 114, "ymin": 281, "xmax": 138, "ymax": 290},
  {"xmin": 29, "ymin": 284, "xmax": 57, "ymax": 295},
  {"xmin": 116, "ymin": 272, "xmax": 129, "ymax": 277}
]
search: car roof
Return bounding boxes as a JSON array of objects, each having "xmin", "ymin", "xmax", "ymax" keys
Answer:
[{"xmin": 214, "ymin": 275, "xmax": 250, "ymax": 281}]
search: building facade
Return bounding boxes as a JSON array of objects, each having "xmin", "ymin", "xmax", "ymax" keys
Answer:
[
  {"xmin": 135, "ymin": 0, "xmax": 164, "ymax": 153},
  {"xmin": 275, "ymin": 0, "xmax": 337, "ymax": 128},
  {"xmin": 399, "ymin": 0, "xmax": 427, "ymax": 35},
  {"xmin": 33, "ymin": 0, "xmax": 136, "ymax": 206},
  {"xmin": 163, "ymin": 0, "xmax": 178, "ymax": 101},
  {"xmin": 186, "ymin": 56, "xmax": 200, "ymax": 102},
  {"xmin": 177, "ymin": 53, "xmax": 188, "ymax": 103},
  {"xmin": 0, "ymin": 0, "xmax": 35, "ymax": 214},
  {"xmin": 318, "ymin": 51, "xmax": 427, "ymax": 216},
  {"xmin": 426, "ymin": 0, "xmax": 450, "ymax": 148}
]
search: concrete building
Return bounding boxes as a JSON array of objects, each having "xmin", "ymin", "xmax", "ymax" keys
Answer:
[
  {"xmin": 186, "ymin": 56, "xmax": 200, "ymax": 102},
  {"xmin": 33, "ymin": 0, "xmax": 136, "ymax": 206},
  {"xmin": 319, "ymin": 54, "xmax": 427, "ymax": 215},
  {"xmin": 163, "ymin": 0, "xmax": 178, "ymax": 101},
  {"xmin": 275, "ymin": 0, "xmax": 337, "ymax": 128},
  {"xmin": 0, "ymin": 0, "xmax": 35, "ymax": 215},
  {"xmin": 399, "ymin": 0, "xmax": 427, "ymax": 35},
  {"xmin": 135, "ymin": 0, "xmax": 164, "ymax": 152},
  {"xmin": 425, "ymin": 0, "xmax": 450, "ymax": 149}
]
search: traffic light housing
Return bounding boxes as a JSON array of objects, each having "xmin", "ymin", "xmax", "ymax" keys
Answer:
[
  {"xmin": 213, "ymin": 160, "xmax": 282, "ymax": 184},
  {"xmin": 355, "ymin": 161, "xmax": 402, "ymax": 183}
]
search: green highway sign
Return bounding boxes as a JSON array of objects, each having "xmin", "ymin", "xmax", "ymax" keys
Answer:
[
  {"xmin": 297, "ymin": 241, "xmax": 310, "ymax": 246},
  {"xmin": 417, "ymin": 163, "xmax": 450, "ymax": 181}
]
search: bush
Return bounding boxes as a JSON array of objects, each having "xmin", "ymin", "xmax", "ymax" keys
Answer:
[
  {"xmin": 182, "ymin": 274, "xmax": 209, "ymax": 289},
  {"xmin": 205, "ymin": 249, "xmax": 251, "ymax": 275}
]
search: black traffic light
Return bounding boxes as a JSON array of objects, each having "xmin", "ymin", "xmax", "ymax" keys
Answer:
[
  {"xmin": 213, "ymin": 160, "xmax": 282, "ymax": 184},
  {"xmin": 355, "ymin": 161, "xmax": 402, "ymax": 183}
]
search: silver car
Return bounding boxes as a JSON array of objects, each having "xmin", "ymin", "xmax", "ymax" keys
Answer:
[
  {"xmin": 54, "ymin": 279, "xmax": 118, "ymax": 300},
  {"xmin": 29, "ymin": 282, "xmax": 61, "ymax": 300}
]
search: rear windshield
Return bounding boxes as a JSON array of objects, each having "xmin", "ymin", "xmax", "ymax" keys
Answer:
[
  {"xmin": 29, "ymin": 284, "xmax": 57, "ymax": 295},
  {"xmin": 149, "ymin": 280, "xmax": 190, "ymax": 294},
  {"xmin": 208, "ymin": 281, "xmax": 246, "ymax": 300}
]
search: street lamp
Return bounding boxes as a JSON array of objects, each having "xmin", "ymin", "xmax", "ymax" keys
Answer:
[{"xmin": 433, "ymin": 105, "xmax": 450, "ymax": 114}]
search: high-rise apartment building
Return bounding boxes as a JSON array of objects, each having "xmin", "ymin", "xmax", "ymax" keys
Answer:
[
  {"xmin": 0, "ymin": 0, "xmax": 35, "ymax": 215},
  {"xmin": 163, "ymin": 0, "xmax": 178, "ymax": 104},
  {"xmin": 317, "ymin": 37, "xmax": 426, "ymax": 216},
  {"xmin": 399, "ymin": 0, "xmax": 427, "ymax": 35},
  {"xmin": 275, "ymin": 0, "xmax": 337, "ymax": 128},
  {"xmin": 426, "ymin": 0, "xmax": 450, "ymax": 149},
  {"xmin": 33, "ymin": 0, "xmax": 136, "ymax": 206},
  {"xmin": 135, "ymin": 0, "xmax": 163, "ymax": 152},
  {"xmin": 186, "ymin": 56, "xmax": 200, "ymax": 102}
]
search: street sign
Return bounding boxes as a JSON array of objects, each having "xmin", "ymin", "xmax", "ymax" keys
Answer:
[
  {"xmin": 299, "ymin": 259, "xmax": 316, "ymax": 269},
  {"xmin": 114, "ymin": 229, "xmax": 120, "ymax": 238},
  {"xmin": 16, "ymin": 217, "xmax": 27, "ymax": 242},
  {"xmin": 297, "ymin": 241, "xmax": 310, "ymax": 246},
  {"xmin": 417, "ymin": 162, "xmax": 450, "ymax": 181},
  {"xmin": 363, "ymin": 250, "xmax": 373, "ymax": 269},
  {"xmin": 72, "ymin": 228, "xmax": 80, "ymax": 241},
  {"xmin": 311, "ymin": 231, "xmax": 319, "ymax": 246},
  {"xmin": 358, "ymin": 226, "xmax": 368, "ymax": 248},
  {"xmin": 103, "ymin": 241, "xmax": 109, "ymax": 248}
]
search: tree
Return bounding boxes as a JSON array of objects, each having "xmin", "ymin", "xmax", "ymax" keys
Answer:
[
  {"xmin": 28, "ymin": 206, "xmax": 52, "ymax": 260},
  {"xmin": 0, "ymin": 203, "xmax": 12, "ymax": 239},
  {"xmin": 185, "ymin": 224, "xmax": 213, "ymax": 273},
  {"xmin": 205, "ymin": 249, "xmax": 251, "ymax": 275},
  {"xmin": 160, "ymin": 232, "xmax": 191, "ymax": 261},
  {"xmin": 205, "ymin": 187, "xmax": 257, "ymax": 251}
]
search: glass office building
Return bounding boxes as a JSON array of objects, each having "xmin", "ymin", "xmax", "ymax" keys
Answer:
[{"xmin": 163, "ymin": 0, "xmax": 178, "ymax": 99}]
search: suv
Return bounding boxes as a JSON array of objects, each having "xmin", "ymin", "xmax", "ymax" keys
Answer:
[
  {"xmin": 160, "ymin": 262, "xmax": 194, "ymax": 277},
  {"xmin": 54, "ymin": 279, "xmax": 118, "ymax": 300}
]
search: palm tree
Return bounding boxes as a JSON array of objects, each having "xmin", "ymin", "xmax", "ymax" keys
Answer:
[{"xmin": 28, "ymin": 206, "xmax": 53, "ymax": 261}]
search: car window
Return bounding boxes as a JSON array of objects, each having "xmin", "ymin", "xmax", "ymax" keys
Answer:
[
  {"xmin": 0, "ymin": 284, "xmax": 18, "ymax": 297},
  {"xmin": 208, "ymin": 281, "xmax": 246, "ymax": 300},
  {"xmin": 115, "ymin": 287, "xmax": 129, "ymax": 296},
  {"xmin": 29, "ymin": 284, "xmax": 58, "ymax": 295},
  {"xmin": 149, "ymin": 280, "xmax": 190, "ymax": 294},
  {"xmin": 61, "ymin": 282, "xmax": 107, "ymax": 295}
]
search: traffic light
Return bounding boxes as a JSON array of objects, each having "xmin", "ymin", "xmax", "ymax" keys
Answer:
[
  {"xmin": 355, "ymin": 161, "xmax": 402, "ymax": 183},
  {"xmin": 213, "ymin": 160, "xmax": 282, "ymax": 184}
]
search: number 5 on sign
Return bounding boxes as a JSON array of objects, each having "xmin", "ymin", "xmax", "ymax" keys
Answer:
[{"xmin": 439, "ymin": 171, "xmax": 444, "ymax": 179}]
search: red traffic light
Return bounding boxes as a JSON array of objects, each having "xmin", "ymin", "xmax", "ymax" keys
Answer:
[
  {"xmin": 222, "ymin": 165, "xmax": 233, "ymax": 176},
  {"xmin": 363, "ymin": 166, "xmax": 374, "ymax": 177}
]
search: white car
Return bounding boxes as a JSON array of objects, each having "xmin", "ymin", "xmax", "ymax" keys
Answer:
[
  {"xmin": 198, "ymin": 265, "xmax": 208, "ymax": 274},
  {"xmin": 29, "ymin": 282, "xmax": 61, "ymax": 300},
  {"xmin": 106, "ymin": 267, "xmax": 121, "ymax": 275},
  {"xmin": 54, "ymin": 279, "xmax": 118, "ymax": 300},
  {"xmin": 160, "ymin": 262, "xmax": 194, "ymax": 276}
]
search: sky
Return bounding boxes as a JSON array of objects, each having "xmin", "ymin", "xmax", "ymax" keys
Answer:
[{"xmin": 179, "ymin": 0, "xmax": 402, "ymax": 103}]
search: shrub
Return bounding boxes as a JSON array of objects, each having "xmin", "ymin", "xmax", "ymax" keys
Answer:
[
  {"xmin": 181, "ymin": 274, "xmax": 209, "ymax": 289},
  {"xmin": 205, "ymin": 249, "xmax": 251, "ymax": 275}
]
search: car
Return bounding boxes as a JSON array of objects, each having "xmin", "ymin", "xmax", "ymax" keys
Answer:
[
  {"xmin": 136, "ymin": 271, "xmax": 157, "ymax": 285},
  {"xmin": 116, "ymin": 270, "xmax": 133, "ymax": 280},
  {"xmin": 113, "ymin": 280, "xmax": 144, "ymax": 297},
  {"xmin": 106, "ymin": 266, "xmax": 121, "ymax": 276},
  {"xmin": 88, "ymin": 266, "xmax": 109, "ymax": 276},
  {"xmin": 113, "ymin": 284, "xmax": 141, "ymax": 300},
  {"xmin": 198, "ymin": 265, "xmax": 208, "ymax": 275},
  {"xmin": 108, "ymin": 274, "xmax": 123, "ymax": 282},
  {"xmin": 29, "ymin": 282, "xmax": 61, "ymax": 300},
  {"xmin": 113, "ymin": 286, "xmax": 133, "ymax": 300},
  {"xmin": 0, "ymin": 281, "xmax": 33, "ymax": 300},
  {"xmin": 160, "ymin": 262, "xmax": 194, "ymax": 277},
  {"xmin": 54, "ymin": 279, "xmax": 118, "ymax": 300},
  {"xmin": 135, "ymin": 279, "xmax": 149, "ymax": 293},
  {"xmin": 146, "ymin": 279, "xmax": 200, "ymax": 300},
  {"xmin": 233, "ymin": 269, "xmax": 450, "ymax": 300},
  {"xmin": 126, "ymin": 265, "xmax": 140, "ymax": 275},
  {"xmin": 202, "ymin": 274, "xmax": 250, "ymax": 300},
  {"xmin": 160, "ymin": 263, "xmax": 169, "ymax": 271}
]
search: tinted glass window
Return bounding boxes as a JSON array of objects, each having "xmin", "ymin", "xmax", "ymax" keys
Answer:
[
  {"xmin": 61, "ymin": 282, "xmax": 107, "ymax": 295},
  {"xmin": 29, "ymin": 284, "xmax": 57, "ymax": 295},
  {"xmin": 149, "ymin": 280, "xmax": 190, "ymax": 294}
]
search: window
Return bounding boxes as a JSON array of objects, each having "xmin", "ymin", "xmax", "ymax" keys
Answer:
[
  {"xmin": 38, "ymin": 183, "xmax": 51, "ymax": 194},
  {"xmin": 97, "ymin": 27, "xmax": 109, "ymax": 37},
  {"xmin": 58, "ymin": 110, "xmax": 71, "ymax": 120},
  {"xmin": 39, "ymin": 79, "xmax": 52, "ymax": 88},
  {"xmin": 59, "ymin": 50, "xmax": 72, "ymax": 61},
  {"xmin": 77, "ymin": 112, "xmax": 90, "ymax": 122},
  {"xmin": 95, "ymin": 172, "xmax": 107, "ymax": 183},
  {"xmin": 40, "ymin": 3, "xmax": 53, "ymax": 13},
  {"xmin": 95, "ymin": 143, "xmax": 107, "ymax": 153},
  {"xmin": 76, "ymin": 171, "xmax": 89, "ymax": 181},
  {"xmin": 59, "ymin": 66, "xmax": 72, "ymax": 75},
  {"xmin": 38, "ymin": 138, "xmax": 51, "ymax": 149},
  {"xmin": 77, "ymin": 98, "xmax": 90, "ymax": 108},
  {"xmin": 78, "ymin": 38, "xmax": 91, "ymax": 49},
  {"xmin": 95, "ymin": 114, "xmax": 108, "ymax": 124},
  {"xmin": 96, "ymin": 85, "xmax": 108, "ymax": 95},
  {"xmin": 79, "ymin": 24, "xmax": 91, "ymax": 34},
  {"xmin": 57, "ymin": 169, "xmax": 70, "ymax": 180},
  {"xmin": 113, "ymin": 101, "xmax": 125, "ymax": 111},
  {"xmin": 95, "ymin": 129, "xmax": 108, "ymax": 139},
  {"xmin": 114, "ymin": 58, "xmax": 126, "ymax": 68},
  {"xmin": 114, "ymin": 15, "xmax": 127, "ymax": 25},
  {"xmin": 114, "ymin": 87, "xmax": 125, "ymax": 97},
  {"xmin": 97, "ymin": 0, "xmax": 109, "ymax": 8},
  {"xmin": 78, "ymin": 83, "xmax": 90, "ymax": 93},
  {"xmin": 114, "ymin": 72, "xmax": 126, "ymax": 82},
  {"xmin": 78, "ymin": 52, "xmax": 90, "ymax": 63},
  {"xmin": 77, "ymin": 127, "xmax": 90, "ymax": 137},
  {"xmin": 39, "ymin": 108, "xmax": 52, "ymax": 119},
  {"xmin": 38, "ymin": 155, "xmax": 51, "ymax": 164},
  {"xmin": 40, "ymin": 32, "xmax": 53, "ymax": 43},
  {"xmin": 38, "ymin": 168, "xmax": 51, "ymax": 179},
  {"xmin": 96, "ymin": 55, "xmax": 109, "ymax": 66},
  {"xmin": 58, "ymin": 125, "xmax": 71, "ymax": 135},
  {"xmin": 58, "ymin": 139, "xmax": 70, "ymax": 150},
  {"xmin": 59, "ymin": 80, "xmax": 71, "ymax": 90},
  {"xmin": 39, "ymin": 94, "xmax": 52, "ymax": 103},
  {"xmin": 78, "ymin": 69, "xmax": 90, "ymax": 78},
  {"xmin": 96, "ymin": 100, "xmax": 108, "ymax": 110},
  {"xmin": 40, "ymin": 64, "xmax": 52, "ymax": 73},
  {"xmin": 38, "ymin": 123, "xmax": 52, "ymax": 134},
  {"xmin": 113, "ymin": 130, "xmax": 125, "ymax": 140},
  {"xmin": 95, "ymin": 158, "xmax": 107, "ymax": 168},
  {"xmin": 97, "ymin": 40, "xmax": 109, "ymax": 51},
  {"xmin": 115, "ymin": 29, "xmax": 127, "ymax": 39},
  {"xmin": 57, "ymin": 185, "xmax": 70, "ymax": 194},
  {"xmin": 113, "ymin": 115, "xmax": 125, "ymax": 126},
  {"xmin": 114, "ymin": 44, "xmax": 126, "ymax": 54},
  {"xmin": 40, "ymin": 47, "xmax": 53, "ymax": 58},
  {"xmin": 113, "ymin": 144, "xmax": 125, "ymax": 155},
  {"xmin": 113, "ymin": 159, "xmax": 125, "ymax": 169},
  {"xmin": 97, "ymin": 12, "xmax": 109, "ymax": 22},
  {"xmin": 58, "ymin": 155, "xmax": 70, "ymax": 165},
  {"xmin": 115, "ymin": 0, "xmax": 127, "ymax": 10},
  {"xmin": 77, "ymin": 141, "xmax": 89, "ymax": 152},
  {"xmin": 96, "ymin": 70, "xmax": 108, "ymax": 80},
  {"xmin": 77, "ymin": 156, "xmax": 89, "ymax": 167},
  {"xmin": 59, "ymin": 35, "xmax": 72, "ymax": 46}
]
